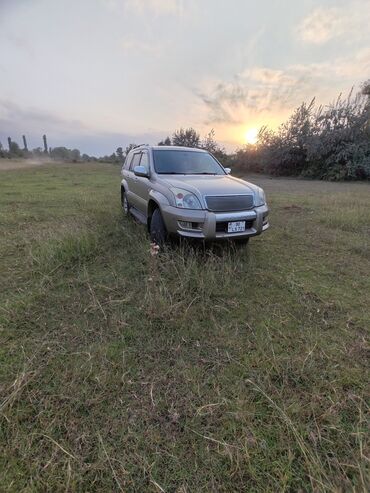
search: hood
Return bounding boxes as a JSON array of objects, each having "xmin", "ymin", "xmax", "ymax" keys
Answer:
[{"xmin": 160, "ymin": 174, "xmax": 258, "ymax": 197}]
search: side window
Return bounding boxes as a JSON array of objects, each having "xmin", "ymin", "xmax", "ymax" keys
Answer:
[
  {"xmin": 124, "ymin": 152, "xmax": 133, "ymax": 170},
  {"xmin": 129, "ymin": 152, "xmax": 141, "ymax": 171},
  {"xmin": 140, "ymin": 151, "xmax": 149, "ymax": 172}
]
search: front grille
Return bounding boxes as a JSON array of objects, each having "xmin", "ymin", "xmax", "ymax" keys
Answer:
[
  {"xmin": 216, "ymin": 220, "xmax": 254, "ymax": 233},
  {"xmin": 205, "ymin": 194, "xmax": 254, "ymax": 212}
]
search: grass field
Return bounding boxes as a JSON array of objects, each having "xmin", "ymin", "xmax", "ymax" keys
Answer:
[{"xmin": 0, "ymin": 162, "xmax": 369, "ymax": 492}]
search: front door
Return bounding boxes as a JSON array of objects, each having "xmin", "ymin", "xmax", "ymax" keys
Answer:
[
  {"xmin": 126, "ymin": 151, "xmax": 142, "ymax": 210},
  {"xmin": 130, "ymin": 151, "xmax": 151, "ymax": 215}
]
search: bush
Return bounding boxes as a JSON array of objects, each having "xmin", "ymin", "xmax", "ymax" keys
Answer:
[{"xmin": 236, "ymin": 83, "xmax": 370, "ymax": 180}]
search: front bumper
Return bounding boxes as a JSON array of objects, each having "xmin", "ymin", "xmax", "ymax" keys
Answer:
[{"xmin": 161, "ymin": 204, "xmax": 269, "ymax": 240}]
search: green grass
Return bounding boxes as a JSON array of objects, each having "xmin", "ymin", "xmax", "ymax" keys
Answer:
[{"xmin": 0, "ymin": 163, "xmax": 369, "ymax": 492}]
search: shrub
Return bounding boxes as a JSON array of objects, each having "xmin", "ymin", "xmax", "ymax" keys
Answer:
[{"xmin": 236, "ymin": 83, "xmax": 370, "ymax": 180}]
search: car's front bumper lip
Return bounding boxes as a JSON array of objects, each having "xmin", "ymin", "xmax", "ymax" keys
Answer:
[{"xmin": 161, "ymin": 204, "xmax": 269, "ymax": 239}]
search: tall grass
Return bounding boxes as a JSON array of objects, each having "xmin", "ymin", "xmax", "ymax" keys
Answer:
[{"xmin": 0, "ymin": 164, "xmax": 369, "ymax": 491}]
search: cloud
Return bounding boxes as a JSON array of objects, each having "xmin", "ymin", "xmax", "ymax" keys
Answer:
[
  {"xmin": 120, "ymin": 38, "xmax": 161, "ymax": 55},
  {"xmin": 296, "ymin": 7, "xmax": 346, "ymax": 44},
  {"xmin": 0, "ymin": 100, "xmax": 165, "ymax": 155},
  {"xmin": 0, "ymin": 0, "xmax": 29, "ymax": 26},
  {"xmin": 0, "ymin": 100, "xmax": 87, "ymax": 135},
  {"xmin": 101, "ymin": 0, "xmax": 185, "ymax": 16},
  {"xmin": 0, "ymin": 0, "xmax": 27, "ymax": 13},
  {"xmin": 296, "ymin": 3, "xmax": 370, "ymax": 45},
  {"xmin": 126, "ymin": 0, "xmax": 183, "ymax": 15},
  {"xmin": 198, "ymin": 49, "xmax": 370, "ymax": 125},
  {"xmin": 289, "ymin": 49, "xmax": 370, "ymax": 84},
  {"xmin": 199, "ymin": 68, "xmax": 316, "ymax": 125}
]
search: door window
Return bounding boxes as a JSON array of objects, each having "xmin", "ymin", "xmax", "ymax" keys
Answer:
[
  {"xmin": 130, "ymin": 152, "xmax": 141, "ymax": 171},
  {"xmin": 140, "ymin": 152, "xmax": 149, "ymax": 172},
  {"xmin": 124, "ymin": 153, "xmax": 133, "ymax": 170}
]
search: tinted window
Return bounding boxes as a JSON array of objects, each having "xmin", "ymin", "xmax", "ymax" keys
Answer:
[
  {"xmin": 130, "ymin": 153, "xmax": 141, "ymax": 170},
  {"xmin": 153, "ymin": 150, "xmax": 224, "ymax": 175}
]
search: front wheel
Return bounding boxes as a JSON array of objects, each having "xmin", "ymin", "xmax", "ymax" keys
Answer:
[
  {"xmin": 121, "ymin": 189, "xmax": 130, "ymax": 216},
  {"xmin": 150, "ymin": 208, "xmax": 167, "ymax": 245}
]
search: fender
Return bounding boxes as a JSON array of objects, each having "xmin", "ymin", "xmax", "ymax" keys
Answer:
[
  {"xmin": 146, "ymin": 190, "xmax": 171, "ymax": 230},
  {"xmin": 121, "ymin": 178, "xmax": 129, "ymax": 191},
  {"xmin": 121, "ymin": 177, "xmax": 136, "ymax": 204},
  {"xmin": 148, "ymin": 189, "xmax": 171, "ymax": 208}
]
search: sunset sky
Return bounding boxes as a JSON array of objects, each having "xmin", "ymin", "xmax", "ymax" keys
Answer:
[{"xmin": 1, "ymin": 0, "xmax": 369, "ymax": 155}]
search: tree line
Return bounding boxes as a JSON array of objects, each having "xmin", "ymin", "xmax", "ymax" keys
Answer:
[
  {"xmin": 1, "ymin": 79, "xmax": 369, "ymax": 180},
  {"xmin": 235, "ymin": 80, "xmax": 370, "ymax": 180},
  {"xmin": 0, "ymin": 128, "xmax": 227, "ymax": 165},
  {"xmin": 0, "ymin": 134, "xmax": 87, "ymax": 163}
]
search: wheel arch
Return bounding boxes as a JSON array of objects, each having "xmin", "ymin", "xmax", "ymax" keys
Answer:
[
  {"xmin": 147, "ymin": 190, "xmax": 170, "ymax": 232},
  {"xmin": 147, "ymin": 199, "xmax": 160, "ymax": 231},
  {"xmin": 121, "ymin": 178, "xmax": 128, "ymax": 191}
]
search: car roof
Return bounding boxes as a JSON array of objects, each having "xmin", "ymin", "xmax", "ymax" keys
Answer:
[{"xmin": 132, "ymin": 145, "xmax": 208, "ymax": 153}]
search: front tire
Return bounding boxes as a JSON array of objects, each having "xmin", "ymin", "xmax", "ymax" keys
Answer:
[
  {"xmin": 121, "ymin": 188, "xmax": 130, "ymax": 216},
  {"xmin": 150, "ymin": 208, "xmax": 167, "ymax": 245}
]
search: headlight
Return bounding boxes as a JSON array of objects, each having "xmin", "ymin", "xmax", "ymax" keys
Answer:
[
  {"xmin": 171, "ymin": 187, "xmax": 202, "ymax": 209},
  {"xmin": 255, "ymin": 188, "xmax": 266, "ymax": 206}
]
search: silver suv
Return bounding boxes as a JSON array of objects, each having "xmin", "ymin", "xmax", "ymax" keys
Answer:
[{"xmin": 121, "ymin": 145, "xmax": 269, "ymax": 244}]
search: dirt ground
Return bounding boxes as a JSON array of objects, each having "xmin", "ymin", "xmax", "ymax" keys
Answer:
[{"xmin": 0, "ymin": 158, "xmax": 53, "ymax": 171}]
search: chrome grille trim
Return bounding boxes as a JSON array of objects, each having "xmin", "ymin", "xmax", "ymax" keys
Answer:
[{"xmin": 205, "ymin": 194, "xmax": 254, "ymax": 212}]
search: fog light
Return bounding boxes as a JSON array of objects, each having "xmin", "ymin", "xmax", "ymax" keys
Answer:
[{"xmin": 178, "ymin": 221, "xmax": 193, "ymax": 229}]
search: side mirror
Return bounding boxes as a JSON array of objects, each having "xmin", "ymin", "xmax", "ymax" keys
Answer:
[
  {"xmin": 224, "ymin": 167, "xmax": 231, "ymax": 175},
  {"xmin": 134, "ymin": 165, "xmax": 149, "ymax": 178}
]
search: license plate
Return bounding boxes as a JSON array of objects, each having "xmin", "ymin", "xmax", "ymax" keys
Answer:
[{"xmin": 228, "ymin": 221, "xmax": 246, "ymax": 233}]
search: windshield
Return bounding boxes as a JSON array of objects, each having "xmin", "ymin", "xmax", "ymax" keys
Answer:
[{"xmin": 153, "ymin": 150, "xmax": 225, "ymax": 175}]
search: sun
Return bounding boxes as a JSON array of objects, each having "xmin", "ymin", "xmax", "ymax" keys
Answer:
[{"xmin": 244, "ymin": 128, "xmax": 259, "ymax": 145}]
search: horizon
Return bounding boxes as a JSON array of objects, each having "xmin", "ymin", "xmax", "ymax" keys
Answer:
[{"xmin": 1, "ymin": 0, "xmax": 369, "ymax": 155}]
